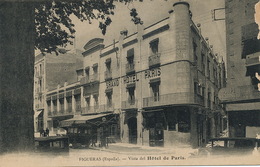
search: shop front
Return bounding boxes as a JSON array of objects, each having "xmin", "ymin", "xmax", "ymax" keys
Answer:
[
  {"xmin": 141, "ymin": 106, "xmax": 210, "ymax": 148},
  {"xmin": 60, "ymin": 113, "xmax": 119, "ymax": 147}
]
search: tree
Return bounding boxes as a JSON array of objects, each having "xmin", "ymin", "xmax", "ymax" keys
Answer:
[
  {"xmin": 35, "ymin": 0, "xmax": 143, "ymax": 54},
  {"xmin": 0, "ymin": 0, "xmax": 143, "ymax": 153}
]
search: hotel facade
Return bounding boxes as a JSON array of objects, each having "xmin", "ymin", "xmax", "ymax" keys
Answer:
[{"xmin": 46, "ymin": 1, "xmax": 226, "ymax": 148}]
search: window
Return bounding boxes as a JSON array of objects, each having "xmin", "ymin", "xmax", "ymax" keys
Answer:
[
  {"xmin": 207, "ymin": 59, "xmax": 210, "ymax": 78},
  {"xmin": 85, "ymin": 67, "xmax": 90, "ymax": 80},
  {"xmin": 150, "ymin": 39, "xmax": 159, "ymax": 54},
  {"xmin": 53, "ymin": 100, "xmax": 57, "ymax": 112},
  {"xmin": 201, "ymin": 53, "xmax": 205, "ymax": 74},
  {"xmin": 66, "ymin": 97, "xmax": 72, "ymax": 112},
  {"xmin": 59, "ymin": 98, "xmax": 64, "ymax": 111},
  {"xmin": 93, "ymin": 64, "xmax": 98, "ymax": 75},
  {"xmin": 151, "ymin": 82, "xmax": 160, "ymax": 101},
  {"xmin": 106, "ymin": 59, "xmax": 111, "ymax": 72},
  {"xmin": 193, "ymin": 40, "xmax": 198, "ymax": 63},
  {"xmin": 85, "ymin": 97, "xmax": 90, "ymax": 109},
  {"xmin": 106, "ymin": 92, "xmax": 112, "ymax": 107},
  {"xmin": 208, "ymin": 91, "xmax": 211, "ymax": 108},
  {"xmin": 127, "ymin": 87, "xmax": 135, "ymax": 105},
  {"xmin": 93, "ymin": 94, "xmax": 99, "ymax": 107},
  {"xmin": 75, "ymin": 95, "xmax": 81, "ymax": 112},
  {"xmin": 47, "ymin": 100, "xmax": 51, "ymax": 112}
]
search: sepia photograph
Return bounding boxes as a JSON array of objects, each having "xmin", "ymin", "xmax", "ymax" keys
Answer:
[{"xmin": 0, "ymin": 0, "xmax": 260, "ymax": 166}]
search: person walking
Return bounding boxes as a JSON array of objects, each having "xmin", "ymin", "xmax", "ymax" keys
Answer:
[{"xmin": 45, "ymin": 128, "xmax": 49, "ymax": 137}]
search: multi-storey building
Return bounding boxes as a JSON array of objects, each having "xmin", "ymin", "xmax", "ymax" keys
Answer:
[
  {"xmin": 34, "ymin": 51, "xmax": 82, "ymax": 133},
  {"xmin": 219, "ymin": 0, "xmax": 260, "ymax": 138},
  {"xmin": 47, "ymin": 1, "xmax": 226, "ymax": 148}
]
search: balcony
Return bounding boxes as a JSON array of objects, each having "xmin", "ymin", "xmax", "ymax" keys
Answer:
[
  {"xmin": 90, "ymin": 74, "xmax": 99, "ymax": 82},
  {"xmin": 149, "ymin": 53, "xmax": 161, "ymax": 68},
  {"xmin": 80, "ymin": 76, "xmax": 90, "ymax": 85},
  {"xmin": 99, "ymin": 103, "xmax": 114, "ymax": 112},
  {"xmin": 125, "ymin": 63, "xmax": 135, "ymax": 74},
  {"xmin": 104, "ymin": 71, "xmax": 112, "ymax": 80},
  {"xmin": 81, "ymin": 106, "xmax": 97, "ymax": 114},
  {"xmin": 35, "ymin": 73, "xmax": 43, "ymax": 79},
  {"xmin": 48, "ymin": 112, "xmax": 52, "ymax": 117},
  {"xmin": 121, "ymin": 99, "xmax": 138, "ymax": 110},
  {"xmin": 143, "ymin": 92, "xmax": 204, "ymax": 108}
]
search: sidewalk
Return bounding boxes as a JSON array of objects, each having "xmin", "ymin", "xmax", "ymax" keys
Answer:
[{"xmin": 89, "ymin": 142, "xmax": 197, "ymax": 156}]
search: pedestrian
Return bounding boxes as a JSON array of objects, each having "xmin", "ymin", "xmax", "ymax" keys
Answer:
[
  {"xmin": 40, "ymin": 128, "xmax": 44, "ymax": 137},
  {"xmin": 45, "ymin": 128, "xmax": 49, "ymax": 137},
  {"xmin": 91, "ymin": 133, "xmax": 97, "ymax": 147}
]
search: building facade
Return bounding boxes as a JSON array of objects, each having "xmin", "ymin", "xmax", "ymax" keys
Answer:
[
  {"xmin": 219, "ymin": 0, "xmax": 260, "ymax": 138},
  {"xmin": 34, "ymin": 51, "xmax": 82, "ymax": 133},
  {"xmin": 46, "ymin": 1, "xmax": 226, "ymax": 148}
]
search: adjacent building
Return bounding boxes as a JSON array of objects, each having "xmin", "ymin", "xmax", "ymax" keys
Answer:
[
  {"xmin": 46, "ymin": 1, "xmax": 226, "ymax": 148},
  {"xmin": 34, "ymin": 51, "xmax": 82, "ymax": 133},
  {"xmin": 219, "ymin": 0, "xmax": 260, "ymax": 138}
]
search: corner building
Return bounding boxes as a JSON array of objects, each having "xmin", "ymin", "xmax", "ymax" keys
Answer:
[{"xmin": 78, "ymin": 1, "xmax": 226, "ymax": 148}]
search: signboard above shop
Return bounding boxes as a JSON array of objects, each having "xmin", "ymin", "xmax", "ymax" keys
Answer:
[{"xmin": 219, "ymin": 85, "xmax": 260, "ymax": 103}]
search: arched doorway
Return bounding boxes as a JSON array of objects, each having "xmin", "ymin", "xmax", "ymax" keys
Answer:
[{"xmin": 128, "ymin": 117, "xmax": 137, "ymax": 144}]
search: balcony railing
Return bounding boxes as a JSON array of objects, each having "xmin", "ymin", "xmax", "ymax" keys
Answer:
[
  {"xmin": 121, "ymin": 99, "xmax": 138, "ymax": 110},
  {"xmin": 35, "ymin": 73, "xmax": 43, "ymax": 79},
  {"xmin": 80, "ymin": 76, "xmax": 90, "ymax": 85},
  {"xmin": 104, "ymin": 71, "xmax": 112, "ymax": 80},
  {"xmin": 149, "ymin": 53, "xmax": 161, "ymax": 68},
  {"xmin": 48, "ymin": 112, "xmax": 52, "ymax": 117},
  {"xmin": 125, "ymin": 63, "xmax": 135, "ymax": 74},
  {"xmin": 90, "ymin": 74, "xmax": 99, "ymax": 82},
  {"xmin": 99, "ymin": 103, "xmax": 114, "ymax": 112},
  {"xmin": 81, "ymin": 106, "xmax": 96, "ymax": 114},
  {"xmin": 143, "ymin": 92, "xmax": 204, "ymax": 108}
]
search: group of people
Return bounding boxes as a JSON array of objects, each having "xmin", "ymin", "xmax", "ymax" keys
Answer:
[{"xmin": 40, "ymin": 128, "xmax": 49, "ymax": 137}]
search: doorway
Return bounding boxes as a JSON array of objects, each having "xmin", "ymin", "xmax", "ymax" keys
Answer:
[{"xmin": 128, "ymin": 117, "xmax": 137, "ymax": 144}]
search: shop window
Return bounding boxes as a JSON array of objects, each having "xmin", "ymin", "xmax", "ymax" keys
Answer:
[
  {"xmin": 150, "ymin": 39, "xmax": 159, "ymax": 55},
  {"xmin": 167, "ymin": 111, "xmax": 177, "ymax": 131},
  {"xmin": 177, "ymin": 110, "xmax": 190, "ymax": 133},
  {"xmin": 110, "ymin": 124, "xmax": 117, "ymax": 136},
  {"xmin": 53, "ymin": 119, "xmax": 59, "ymax": 128}
]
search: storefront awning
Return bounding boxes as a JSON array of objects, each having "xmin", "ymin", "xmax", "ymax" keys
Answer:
[
  {"xmin": 34, "ymin": 110, "xmax": 43, "ymax": 119},
  {"xmin": 60, "ymin": 113, "xmax": 111, "ymax": 127}
]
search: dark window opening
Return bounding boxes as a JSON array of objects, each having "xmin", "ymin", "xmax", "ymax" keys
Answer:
[
  {"xmin": 150, "ymin": 82, "xmax": 160, "ymax": 101},
  {"xmin": 150, "ymin": 39, "xmax": 159, "ymax": 54},
  {"xmin": 127, "ymin": 87, "xmax": 135, "ymax": 105},
  {"xmin": 106, "ymin": 92, "xmax": 112, "ymax": 107},
  {"xmin": 177, "ymin": 110, "xmax": 190, "ymax": 133}
]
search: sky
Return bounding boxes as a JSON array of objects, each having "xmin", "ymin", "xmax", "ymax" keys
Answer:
[{"xmin": 69, "ymin": 0, "xmax": 226, "ymax": 62}]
